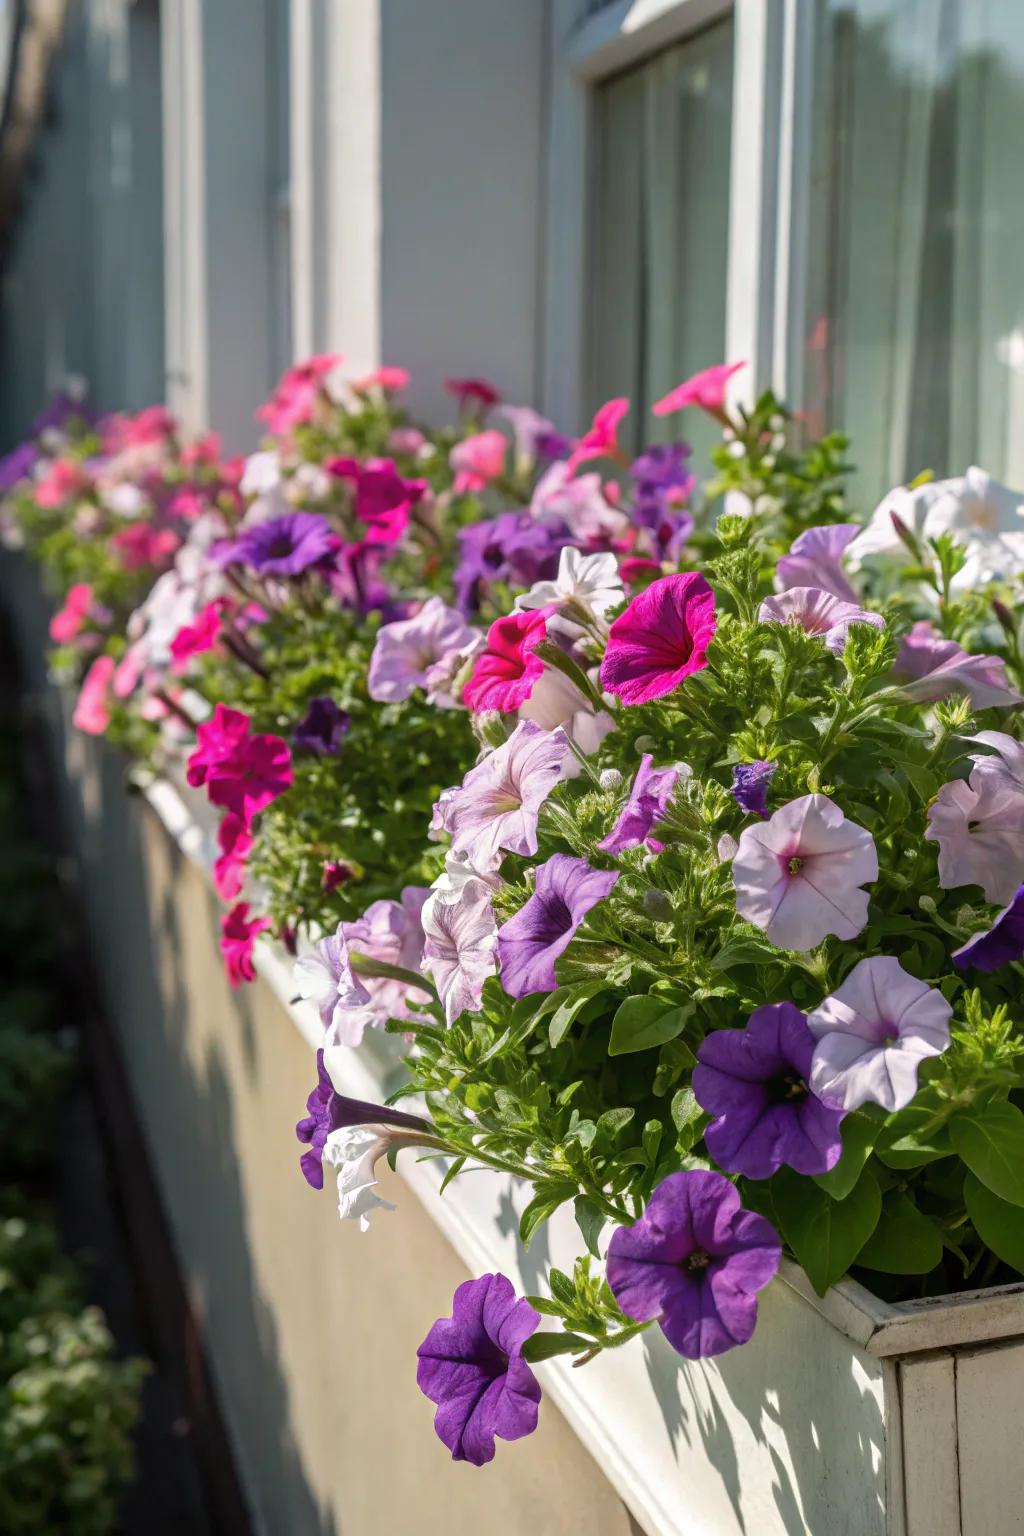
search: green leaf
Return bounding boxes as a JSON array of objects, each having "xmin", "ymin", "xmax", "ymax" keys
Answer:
[
  {"xmin": 875, "ymin": 1102, "xmax": 954, "ymax": 1169},
  {"xmin": 573, "ymin": 1195, "xmax": 606, "ymax": 1259},
  {"xmin": 547, "ymin": 980, "xmax": 608, "ymax": 1048},
  {"xmin": 856, "ymin": 1192, "xmax": 943, "ymax": 1275},
  {"xmin": 812, "ymin": 1113, "xmax": 878, "ymax": 1200},
  {"xmin": 771, "ymin": 1166, "xmax": 881, "ymax": 1295},
  {"xmin": 548, "ymin": 1268, "xmax": 576, "ymax": 1308},
  {"xmin": 520, "ymin": 1330, "xmax": 592, "ymax": 1363},
  {"xmin": 519, "ymin": 1182, "xmax": 577, "ymax": 1247},
  {"xmin": 950, "ymin": 1102, "xmax": 1024, "ymax": 1207},
  {"xmin": 642, "ymin": 1119, "xmax": 663, "ymax": 1167},
  {"xmin": 609, "ymin": 996, "xmax": 694, "ymax": 1057},
  {"xmin": 964, "ymin": 1173, "xmax": 1024, "ymax": 1275},
  {"xmin": 710, "ymin": 935, "xmax": 784, "ymax": 972},
  {"xmin": 438, "ymin": 1155, "xmax": 466, "ymax": 1195},
  {"xmin": 596, "ymin": 1106, "xmax": 635, "ymax": 1140}
]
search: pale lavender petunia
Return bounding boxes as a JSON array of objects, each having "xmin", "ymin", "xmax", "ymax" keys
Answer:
[
  {"xmin": 293, "ymin": 925, "xmax": 372, "ymax": 1045},
  {"xmin": 925, "ymin": 732, "xmax": 1024, "ymax": 904},
  {"xmin": 421, "ymin": 876, "xmax": 499, "ymax": 1024},
  {"xmin": 808, "ymin": 956, "xmax": 952, "ymax": 1112},
  {"xmin": 530, "ymin": 459, "xmax": 629, "ymax": 542},
  {"xmin": 598, "ymin": 754, "xmax": 681, "ymax": 854},
  {"xmin": 341, "ymin": 887, "xmax": 433, "ymax": 1028},
  {"xmin": 439, "ymin": 720, "xmax": 573, "ymax": 871},
  {"xmin": 953, "ymin": 885, "xmax": 1024, "ymax": 973},
  {"xmin": 759, "ymin": 586, "xmax": 885, "ymax": 654},
  {"xmin": 732, "ymin": 793, "xmax": 878, "ymax": 951},
  {"xmin": 367, "ymin": 595, "xmax": 481, "ymax": 705},
  {"xmin": 892, "ymin": 621, "xmax": 1022, "ymax": 709},
  {"xmin": 517, "ymin": 664, "xmax": 616, "ymax": 756},
  {"xmin": 497, "ymin": 853, "xmax": 619, "ymax": 997},
  {"xmin": 775, "ymin": 524, "xmax": 861, "ymax": 602},
  {"xmin": 606, "ymin": 1171, "xmax": 781, "ymax": 1360},
  {"xmin": 416, "ymin": 1273, "xmax": 542, "ymax": 1465}
]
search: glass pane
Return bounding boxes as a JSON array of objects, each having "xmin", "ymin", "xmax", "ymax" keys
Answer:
[
  {"xmin": 590, "ymin": 18, "xmax": 734, "ymax": 465},
  {"xmin": 806, "ymin": 0, "xmax": 1024, "ymax": 506}
]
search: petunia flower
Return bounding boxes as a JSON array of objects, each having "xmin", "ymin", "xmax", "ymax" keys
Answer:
[
  {"xmin": 450, "ymin": 430, "xmax": 507, "ymax": 495},
  {"xmin": 529, "ymin": 459, "xmax": 629, "ymax": 542},
  {"xmin": 212, "ymin": 813, "xmax": 254, "ymax": 902},
  {"xmin": 694, "ymin": 1003, "xmax": 846, "ymax": 1179},
  {"xmin": 50, "ymin": 583, "xmax": 96, "ymax": 645},
  {"xmin": 891, "ymin": 621, "xmax": 1022, "ymax": 709},
  {"xmin": 169, "ymin": 599, "xmax": 225, "ymax": 673},
  {"xmin": 925, "ymin": 733, "xmax": 1024, "ymax": 903},
  {"xmin": 600, "ymin": 572, "xmax": 716, "ymax": 706},
  {"xmin": 34, "ymin": 458, "xmax": 90, "ymax": 509},
  {"xmin": 598, "ymin": 754, "xmax": 681, "ymax": 854},
  {"xmin": 110, "ymin": 522, "xmax": 181, "ymax": 573},
  {"xmin": 444, "ymin": 376, "xmax": 501, "ymax": 414},
  {"xmin": 454, "ymin": 510, "xmax": 566, "ymax": 613},
  {"xmin": 351, "ymin": 365, "xmax": 410, "ymax": 393},
  {"xmin": 517, "ymin": 664, "xmax": 615, "ymax": 755},
  {"xmin": 775, "ymin": 523, "xmax": 860, "ymax": 602},
  {"xmin": 515, "ymin": 546, "xmax": 624, "ymax": 634},
  {"xmin": 220, "ymin": 511, "xmax": 335, "ymax": 576},
  {"xmin": 758, "ymin": 587, "xmax": 885, "ymax": 654},
  {"xmin": 256, "ymin": 353, "xmax": 339, "ymax": 435},
  {"xmin": 72, "ymin": 655, "xmax": 116, "ymax": 735},
  {"xmin": 731, "ymin": 761, "xmax": 777, "ymax": 819},
  {"xmin": 463, "ymin": 609, "xmax": 549, "ymax": 713},
  {"xmin": 652, "ymin": 361, "xmax": 746, "ymax": 420},
  {"xmin": 293, "ymin": 696, "xmax": 350, "ymax": 756},
  {"xmin": 606, "ymin": 1170, "xmax": 780, "ymax": 1359},
  {"xmin": 496, "ymin": 853, "xmax": 619, "ymax": 997},
  {"xmin": 808, "ymin": 956, "xmax": 952, "ymax": 1112},
  {"xmin": 293, "ymin": 923, "xmax": 373, "ymax": 1045},
  {"xmin": 566, "ymin": 396, "xmax": 629, "ymax": 472},
  {"xmin": 367, "ymin": 596, "xmax": 480, "ymax": 704},
  {"xmin": 439, "ymin": 720, "xmax": 573, "ymax": 871},
  {"xmin": 732, "ymin": 793, "xmax": 878, "ymax": 951},
  {"xmin": 219, "ymin": 902, "xmax": 271, "ymax": 987},
  {"xmin": 416, "ymin": 1273, "xmax": 541, "ymax": 1465},
  {"xmin": 186, "ymin": 703, "xmax": 293, "ymax": 821},
  {"xmin": 953, "ymin": 885, "xmax": 1024, "ymax": 973},
  {"xmin": 421, "ymin": 876, "xmax": 498, "ymax": 1024},
  {"xmin": 341, "ymin": 888, "xmax": 433, "ymax": 1029},
  {"xmin": 497, "ymin": 405, "xmax": 558, "ymax": 469}
]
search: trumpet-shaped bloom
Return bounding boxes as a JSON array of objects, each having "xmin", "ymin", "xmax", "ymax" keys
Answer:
[
  {"xmin": 341, "ymin": 888, "xmax": 432, "ymax": 1028},
  {"xmin": 463, "ymin": 609, "xmax": 549, "ymax": 713},
  {"xmin": 953, "ymin": 885, "xmax": 1024, "ymax": 973},
  {"xmin": 600, "ymin": 572, "xmax": 716, "ymax": 705},
  {"xmin": 186, "ymin": 703, "xmax": 293, "ymax": 821},
  {"xmin": 72, "ymin": 655, "xmax": 116, "ymax": 735},
  {"xmin": 517, "ymin": 665, "xmax": 615, "ymax": 755},
  {"xmin": 293, "ymin": 696, "xmax": 350, "ymax": 756},
  {"xmin": 851, "ymin": 466, "xmax": 1024, "ymax": 591},
  {"xmin": 257, "ymin": 353, "xmax": 339, "ymax": 435},
  {"xmin": 454, "ymin": 510, "xmax": 565, "ymax": 613},
  {"xmin": 50, "ymin": 583, "xmax": 96, "ymax": 645},
  {"xmin": 598, "ymin": 754, "xmax": 681, "ymax": 854},
  {"xmin": 567, "ymin": 396, "xmax": 629, "ymax": 471},
  {"xmin": 221, "ymin": 511, "xmax": 335, "ymax": 576},
  {"xmin": 496, "ymin": 853, "xmax": 619, "ymax": 997},
  {"xmin": 416, "ymin": 1273, "xmax": 541, "ymax": 1465},
  {"xmin": 444, "ymin": 376, "xmax": 501, "ymax": 413},
  {"xmin": 731, "ymin": 761, "xmax": 777, "ymax": 819},
  {"xmin": 438, "ymin": 721, "xmax": 572, "ymax": 871},
  {"xmin": 925, "ymin": 733, "xmax": 1024, "ymax": 903},
  {"xmin": 652, "ymin": 361, "xmax": 746, "ymax": 418},
  {"xmin": 169, "ymin": 600, "xmax": 225, "ymax": 673},
  {"xmin": 529, "ymin": 460, "xmax": 629, "ymax": 542},
  {"xmin": 606, "ymin": 1170, "xmax": 780, "ymax": 1359},
  {"xmin": 212, "ymin": 813, "xmax": 254, "ymax": 902},
  {"xmin": 775, "ymin": 523, "xmax": 860, "ymax": 602},
  {"xmin": 694, "ymin": 1003, "xmax": 845, "ymax": 1179},
  {"xmin": 450, "ymin": 430, "xmax": 507, "ymax": 495},
  {"xmin": 732, "ymin": 794, "xmax": 878, "ymax": 952},
  {"xmin": 368, "ymin": 596, "xmax": 480, "ymax": 704},
  {"xmin": 293, "ymin": 923, "xmax": 373, "ymax": 1044},
  {"xmin": 515, "ymin": 546, "xmax": 624, "ymax": 629},
  {"xmin": 892, "ymin": 621, "xmax": 1021, "ymax": 709},
  {"xmin": 219, "ymin": 902, "xmax": 271, "ymax": 987},
  {"xmin": 759, "ymin": 587, "xmax": 884, "ymax": 654},
  {"xmin": 421, "ymin": 876, "xmax": 498, "ymax": 1024},
  {"xmin": 808, "ymin": 956, "xmax": 952, "ymax": 1111}
]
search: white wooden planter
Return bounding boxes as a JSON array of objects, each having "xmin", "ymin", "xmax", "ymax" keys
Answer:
[{"xmin": 5, "ymin": 555, "xmax": 1023, "ymax": 1536}]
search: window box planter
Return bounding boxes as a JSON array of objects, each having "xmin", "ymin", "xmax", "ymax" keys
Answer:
[{"xmin": 5, "ymin": 553, "xmax": 1022, "ymax": 1536}]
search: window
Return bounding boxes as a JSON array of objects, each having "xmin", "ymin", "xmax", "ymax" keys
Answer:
[
  {"xmin": 589, "ymin": 15, "xmax": 734, "ymax": 459},
  {"xmin": 805, "ymin": 0, "xmax": 1024, "ymax": 504}
]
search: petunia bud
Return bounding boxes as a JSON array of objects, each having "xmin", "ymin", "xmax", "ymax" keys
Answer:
[{"xmin": 599, "ymin": 768, "xmax": 623, "ymax": 791}]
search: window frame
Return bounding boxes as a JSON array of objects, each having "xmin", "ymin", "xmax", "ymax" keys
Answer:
[{"xmin": 541, "ymin": 0, "xmax": 819, "ymax": 431}]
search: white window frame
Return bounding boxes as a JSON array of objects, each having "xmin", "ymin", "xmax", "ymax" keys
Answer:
[{"xmin": 541, "ymin": 0, "xmax": 819, "ymax": 431}]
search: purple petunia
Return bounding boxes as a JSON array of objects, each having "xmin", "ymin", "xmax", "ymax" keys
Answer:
[
  {"xmin": 293, "ymin": 696, "xmax": 350, "ymax": 756},
  {"xmin": 416, "ymin": 1273, "xmax": 542, "ymax": 1465},
  {"xmin": 295, "ymin": 1047, "xmax": 429, "ymax": 1189},
  {"xmin": 454, "ymin": 511, "xmax": 567, "ymax": 613},
  {"xmin": 730, "ymin": 761, "xmax": 777, "ymax": 819},
  {"xmin": 631, "ymin": 442, "xmax": 696, "ymax": 561},
  {"xmin": 775, "ymin": 523, "xmax": 861, "ymax": 603},
  {"xmin": 598, "ymin": 754, "xmax": 681, "ymax": 854},
  {"xmin": 606, "ymin": 1170, "xmax": 781, "ymax": 1360},
  {"xmin": 222, "ymin": 512, "xmax": 335, "ymax": 576},
  {"xmin": 497, "ymin": 853, "xmax": 619, "ymax": 997},
  {"xmin": 953, "ymin": 884, "xmax": 1024, "ymax": 973},
  {"xmin": 693, "ymin": 1003, "xmax": 846, "ymax": 1179}
]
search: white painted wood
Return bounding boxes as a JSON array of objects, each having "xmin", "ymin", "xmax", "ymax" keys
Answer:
[
  {"xmin": 956, "ymin": 1341, "xmax": 1024, "ymax": 1536},
  {"xmin": 898, "ymin": 1354, "xmax": 960, "ymax": 1536}
]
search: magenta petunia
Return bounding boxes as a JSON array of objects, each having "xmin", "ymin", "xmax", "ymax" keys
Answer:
[
  {"xmin": 50, "ymin": 582, "xmax": 95, "ymax": 645},
  {"xmin": 463, "ymin": 609, "xmax": 549, "ymax": 714},
  {"xmin": 599, "ymin": 572, "xmax": 716, "ymax": 706},
  {"xmin": 416, "ymin": 1273, "xmax": 541, "ymax": 1465},
  {"xmin": 72, "ymin": 654, "xmax": 116, "ymax": 735},
  {"xmin": 606, "ymin": 1170, "xmax": 780, "ymax": 1360},
  {"xmin": 652, "ymin": 361, "xmax": 746, "ymax": 419},
  {"xmin": 186, "ymin": 703, "xmax": 294, "ymax": 821},
  {"xmin": 444, "ymin": 376, "xmax": 501, "ymax": 414},
  {"xmin": 598, "ymin": 754, "xmax": 681, "ymax": 854},
  {"xmin": 219, "ymin": 902, "xmax": 271, "ymax": 987},
  {"xmin": 567, "ymin": 396, "xmax": 629, "ymax": 472},
  {"xmin": 212, "ymin": 812, "xmax": 254, "ymax": 902},
  {"xmin": 496, "ymin": 853, "xmax": 619, "ymax": 997}
]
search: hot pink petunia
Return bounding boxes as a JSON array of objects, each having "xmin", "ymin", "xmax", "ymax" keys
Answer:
[
  {"xmin": 444, "ymin": 377, "xmax": 501, "ymax": 413},
  {"xmin": 759, "ymin": 587, "xmax": 885, "ymax": 654},
  {"xmin": 72, "ymin": 655, "xmax": 116, "ymax": 735},
  {"xmin": 892, "ymin": 621, "xmax": 1022, "ymax": 709},
  {"xmin": 110, "ymin": 522, "xmax": 181, "ymax": 572},
  {"xmin": 212, "ymin": 813, "xmax": 254, "ymax": 902},
  {"xmin": 169, "ymin": 600, "xmax": 226, "ymax": 674},
  {"xmin": 219, "ymin": 902, "xmax": 271, "ymax": 987},
  {"xmin": 351, "ymin": 366, "xmax": 410, "ymax": 393},
  {"xmin": 186, "ymin": 702, "xmax": 293, "ymax": 821},
  {"xmin": 599, "ymin": 572, "xmax": 716, "ymax": 705},
  {"xmin": 50, "ymin": 583, "xmax": 95, "ymax": 644},
  {"xmin": 732, "ymin": 793, "xmax": 878, "ymax": 952},
  {"xmin": 652, "ymin": 362, "xmax": 746, "ymax": 419},
  {"xmin": 450, "ymin": 430, "xmax": 507, "ymax": 496},
  {"xmin": 257, "ymin": 353, "xmax": 340, "ymax": 435},
  {"xmin": 567, "ymin": 397, "xmax": 629, "ymax": 473},
  {"xmin": 35, "ymin": 459, "xmax": 90, "ymax": 509},
  {"xmin": 463, "ymin": 609, "xmax": 549, "ymax": 714}
]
